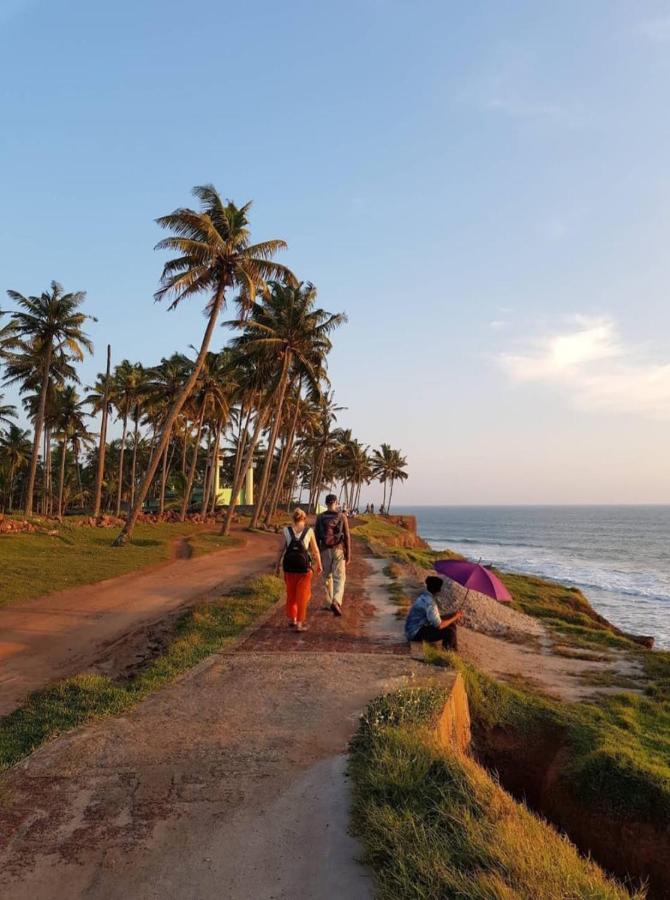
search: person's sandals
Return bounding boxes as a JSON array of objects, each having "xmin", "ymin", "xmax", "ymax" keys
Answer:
[
  {"xmin": 331, "ymin": 602, "xmax": 342, "ymax": 617},
  {"xmin": 296, "ymin": 623, "xmax": 308, "ymax": 632},
  {"xmin": 288, "ymin": 620, "xmax": 297, "ymax": 628}
]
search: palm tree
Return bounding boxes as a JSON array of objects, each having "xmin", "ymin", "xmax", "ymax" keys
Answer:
[
  {"xmin": 230, "ymin": 282, "xmax": 346, "ymax": 529},
  {"xmin": 5, "ymin": 340, "xmax": 80, "ymax": 515},
  {"xmin": 386, "ymin": 448, "xmax": 408, "ymax": 513},
  {"xmin": 53, "ymin": 385, "xmax": 90, "ymax": 517},
  {"xmin": 178, "ymin": 350, "xmax": 233, "ymax": 519},
  {"xmin": 0, "ymin": 423, "xmax": 31, "ymax": 510},
  {"xmin": 143, "ymin": 354, "xmax": 192, "ymax": 514},
  {"xmin": 0, "ymin": 392, "xmax": 17, "ymax": 427},
  {"xmin": 371, "ymin": 443, "xmax": 394, "ymax": 510},
  {"xmin": 114, "ymin": 184, "xmax": 295, "ymax": 545},
  {"xmin": 87, "ymin": 345, "xmax": 113, "ymax": 517},
  {"xmin": 4, "ymin": 282, "xmax": 93, "ymax": 515},
  {"xmin": 128, "ymin": 363, "xmax": 147, "ymax": 508},
  {"xmin": 112, "ymin": 359, "xmax": 143, "ymax": 515}
]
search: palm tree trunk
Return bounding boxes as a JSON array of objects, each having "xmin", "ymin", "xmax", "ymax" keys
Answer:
[
  {"xmin": 287, "ymin": 447, "xmax": 303, "ymax": 511},
  {"xmin": 249, "ymin": 353, "xmax": 291, "ymax": 528},
  {"xmin": 115, "ymin": 411, "xmax": 129, "ymax": 516},
  {"xmin": 93, "ymin": 345, "xmax": 112, "ymax": 518},
  {"xmin": 57, "ymin": 436, "xmax": 67, "ymax": 518},
  {"xmin": 232, "ymin": 400, "xmax": 252, "ymax": 490},
  {"xmin": 265, "ymin": 397, "xmax": 301, "ymax": 524},
  {"xmin": 114, "ymin": 289, "xmax": 226, "ymax": 545},
  {"xmin": 221, "ymin": 405, "xmax": 270, "ymax": 536},
  {"xmin": 387, "ymin": 478, "xmax": 394, "ymax": 514},
  {"xmin": 180, "ymin": 402, "xmax": 206, "ymax": 521},
  {"xmin": 42, "ymin": 428, "xmax": 49, "ymax": 515},
  {"xmin": 130, "ymin": 410, "xmax": 139, "ymax": 508},
  {"xmin": 159, "ymin": 438, "xmax": 170, "ymax": 515},
  {"xmin": 24, "ymin": 346, "xmax": 53, "ymax": 516},
  {"xmin": 204, "ymin": 418, "xmax": 222, "ymax": 515},
  {"xmin": 9, "ymin": 465, "xmax": 16, "ymax": 512}
]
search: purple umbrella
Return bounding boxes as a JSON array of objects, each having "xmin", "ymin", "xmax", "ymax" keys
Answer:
[{"xmin": 434, "ymin": 560, "xmax": 512, "ymax": 603}]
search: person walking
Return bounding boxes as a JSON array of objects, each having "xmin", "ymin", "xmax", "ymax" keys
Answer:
[
  {"xmin": 404, "ymin": 576, "xmax": 463, "ymax": 650},
  {"xmin": 315, "ymin": 493, "xmax": 351, "ymax": 617},
  {"xmin": 276, "ymin": 508, "xmax": 322, "ymax": 632}
]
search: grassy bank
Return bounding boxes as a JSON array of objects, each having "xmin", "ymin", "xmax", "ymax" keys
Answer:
[
  {"xmin": 0, "ymin": 574, "xmax": 282, "ymax": 771},
  {"xmin": 432, "ymin": 650, "xmax": 670, "ymax": 829},
  {"xmin": 0, "ymin": 520, "xmax": 241, "ymax": 607},
  {"xmin": 352, "ymin": 516, "xmax": 461, "ymax": 569},
  {"xmin": 349, "ymin": 687, "xmax": 639, "ymax": 899},
  {"xmin": 355, "ymin": 515, "xmax": 641, "ymax": 651}
]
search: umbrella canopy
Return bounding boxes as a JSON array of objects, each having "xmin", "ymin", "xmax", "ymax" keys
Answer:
[{"xmin": 434, "ymin": 560, "xmax": 512, "ymax": 603}]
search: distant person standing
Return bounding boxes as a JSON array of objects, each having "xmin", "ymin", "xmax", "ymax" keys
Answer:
[
  {"xmin": 315, "ymin": 494, "xmax": 351, "ymax": 617},
  {"xmin": 405, "ymin": 576, "xmax": 463, "ymax": 650},
  {"xmin": 276, "ymin": 508, "xmax": 322, "ymax": 632}
]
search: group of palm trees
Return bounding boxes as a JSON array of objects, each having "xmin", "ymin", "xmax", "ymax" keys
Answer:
[{"xmin": 0, "ymin": 185, "xmax": 408, "ymax": 544}]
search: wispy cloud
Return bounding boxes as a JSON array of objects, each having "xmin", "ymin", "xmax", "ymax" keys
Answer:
[
  {"xmin": 499, "ymin": 316, "xmax": 670, "ymax": 419},
  {"xmin": 636, "ymin": 15, "xmax": 670, "ymax": 43},
  {"xmin": 460, "ymin": 54, "xmax": 578, "ymax": 125}
]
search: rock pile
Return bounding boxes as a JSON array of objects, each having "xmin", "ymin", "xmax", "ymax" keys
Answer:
[
  {"xmin": 440, "ymin": 577, "xmax": 544, "ymax": 640},
  {"xmin": 0, "ymin": 515, "xmax": 38, "ymax": 534}
]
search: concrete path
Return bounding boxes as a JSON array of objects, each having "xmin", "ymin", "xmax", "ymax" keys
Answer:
[
  {"xmin": 0, "ymin": 555, "xmax": 422, "ymax": 899},
  {"xmin": 0, "ymin": 529, "xmax": 280, "ymax": 715}
]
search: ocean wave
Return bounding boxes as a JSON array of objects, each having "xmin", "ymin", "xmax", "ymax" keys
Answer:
[{"xmin": 429, "ymin": 540, "xmax": 670, "ymax": 605}]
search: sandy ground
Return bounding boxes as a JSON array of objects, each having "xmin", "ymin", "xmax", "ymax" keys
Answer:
[{"xmin": 0, "ymin": 528, "xmax": 280, "ymax": 716}]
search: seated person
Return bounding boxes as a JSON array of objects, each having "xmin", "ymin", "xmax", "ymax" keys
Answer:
[{"xmin": 404, "ymin": 575, "xmax": 463, "ymax": 650}]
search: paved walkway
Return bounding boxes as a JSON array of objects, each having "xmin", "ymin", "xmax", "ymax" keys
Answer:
[
  {"xmin": 0, "ymin": 554, "xmax": 420, "ymax": 900},
  {"xmin": 0, "ymin": 529, "xmax": 279, "ymax": 716}
]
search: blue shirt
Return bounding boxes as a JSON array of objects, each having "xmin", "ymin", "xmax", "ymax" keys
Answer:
[{"xmin": 404, "ymin": 591, "xmax": 442, "ymax": 640}]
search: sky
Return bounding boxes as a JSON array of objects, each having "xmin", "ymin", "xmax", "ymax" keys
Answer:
[{"xmin": 1, "ymin": 0, "xmax": 670, "ymax": 505}]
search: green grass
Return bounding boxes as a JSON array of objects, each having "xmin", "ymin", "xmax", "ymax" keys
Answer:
[
  {"xmin": 497, "ymin": 570, "xmax": 639, "ymax": 650},
  {"xmin": 188, "ymin": 531, "xmax": 243, "ymax": 557},
  {"xmin": 0, "ymin": 574, "xmax": 282, "ymax": 771},
  {"xmin": 353, "ymin": 516, "xmax": 462, "ymax": 570},
  {"xmin": 349, "ymin": 687, "xmax": 640, "ymax": 899},
  {"xmin": 0, "ymin": 521, "xmax": 240, "ymax": 606},
  {"xmin": 430, "ymin": 650, "xmax": 670, "ymax": 829}
]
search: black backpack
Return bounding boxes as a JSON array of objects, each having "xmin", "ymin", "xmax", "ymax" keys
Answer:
[
  {"xmin": 282, "ymin": 527, "xmax": 312, "ymax": 574},
  {"xmin": 318, "ymin": 512, "xmax": 344, "ymax": 549}
]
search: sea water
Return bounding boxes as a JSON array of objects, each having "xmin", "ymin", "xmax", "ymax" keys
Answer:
[{"xmin": 394, "ymin": 506, "xmax": 670, "ymax": 649}]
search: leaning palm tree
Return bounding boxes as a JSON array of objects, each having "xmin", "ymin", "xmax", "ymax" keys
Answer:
[
  {"xmin": 231, "ymin": 282, "xmax": 346, "ymax": 530},
  {"xmin": 4, "ymin": 282, "xmax": 93, "ymax": 515},
  {"xmin": 114, "ymin": 185, "xmax": 296, "ymax": 545}
]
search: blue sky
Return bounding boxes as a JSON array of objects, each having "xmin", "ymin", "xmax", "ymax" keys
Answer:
[{"xmin": 2, "ymin": 0, "xmax": 670, "ymax": 504}]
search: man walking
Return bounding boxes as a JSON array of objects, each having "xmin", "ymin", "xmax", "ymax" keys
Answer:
[{"xmin": 315, "ymin": 494, "xmax": 351, "ymax": 616}]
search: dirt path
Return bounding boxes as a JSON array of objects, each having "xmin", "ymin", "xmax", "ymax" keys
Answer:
[
  {"xmin": 0, "ymin": 554, "xmax": 427, "ymax": 899},
  {"xmin": 0, "ymin": 528, "xmax": 280, "ymax": 716},
  {"xmin": 1, "ymin": 542, "xmax": 638, "ymax": 899}
]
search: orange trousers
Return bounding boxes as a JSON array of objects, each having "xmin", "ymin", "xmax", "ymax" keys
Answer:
[{"xmin": 284, "ymin": 571, "xmax": 312, "ymax": 623}]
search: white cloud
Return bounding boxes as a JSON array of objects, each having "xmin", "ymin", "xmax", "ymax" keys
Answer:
[
  {"xmin": 499, "ymin": 316, "xmax": 670, "ymax": 419},
  {"xmin": 636, "ymin": 15, "xmax": 670, "ymax": 43}
]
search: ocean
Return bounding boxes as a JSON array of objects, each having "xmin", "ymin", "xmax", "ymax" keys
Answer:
[{"xmin": 394, "ymin": 505, "xmax": 670, "ymax": 650}]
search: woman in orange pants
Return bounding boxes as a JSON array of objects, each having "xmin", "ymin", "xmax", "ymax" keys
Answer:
[{"xmin": 276, "ymin": 508, "xmax": 322, "ymax": 632}]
